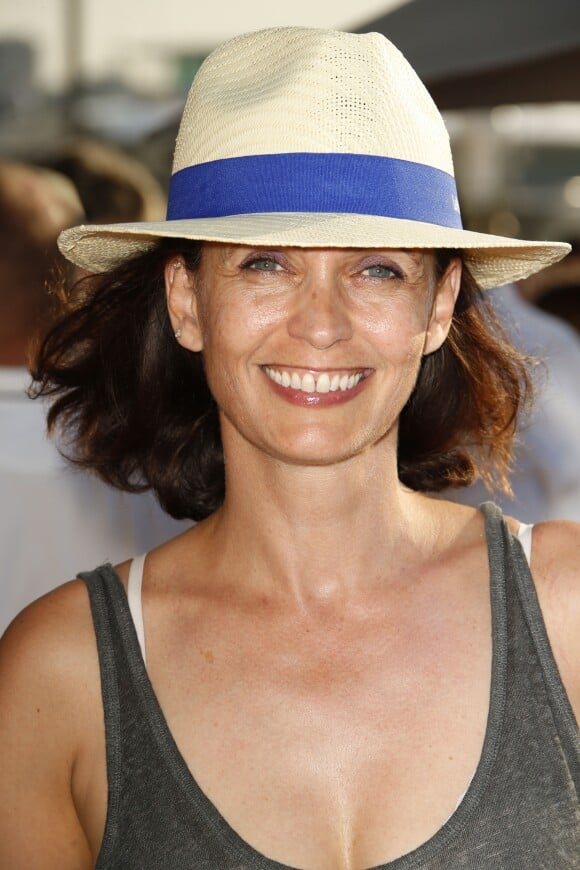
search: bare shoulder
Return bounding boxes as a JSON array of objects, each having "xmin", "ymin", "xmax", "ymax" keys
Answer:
[
  {"xmin": 526, "ymin": 519, "xmax": 580, "ymax": 719},
  {"xmin": 0, "ymin": 577, "xmax": 102, "ymax": 778},
  {"xmin": 528, "ymin": 518, "xmax": 580, "ymax": 600},
  {"xmin": 530, "ymin": 516, "xmax": 580, "ymax": 555},
  {"xmin": 0, "ymin": 580, "xmax": 98, "ymax": 868},
  {"xmin": 0, "ymin": 577, "xmax": 98, "ymax": 678}
]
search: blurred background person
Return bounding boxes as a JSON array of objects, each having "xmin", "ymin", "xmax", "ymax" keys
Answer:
[
  {"xmin": 44, "ymin": 135, "xmax": 167, "ymax": 223},
  {"xmin": 0, "ymin": 160, "xmax": 189, "ymax": 634}
]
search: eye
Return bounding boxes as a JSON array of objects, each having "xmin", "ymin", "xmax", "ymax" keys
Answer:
[
  {"xmin": 361, "ymin": 263, "xmax": 402, "ymax": 280},
  {"xmin": 242, "ymin": 256, "xmax": 283, "ymax": 272}
]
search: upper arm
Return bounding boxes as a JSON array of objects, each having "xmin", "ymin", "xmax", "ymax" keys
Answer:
[
  {"xmin": 531, "ymin": 519, "xmax": 580, "ymax": 722},
  {"xmin": 0, "ymin": 582, "xmax": 98, "ymax": 869}
]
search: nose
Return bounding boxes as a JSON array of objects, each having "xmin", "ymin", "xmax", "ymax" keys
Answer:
[{"xmin": 286, "ymin": 269, "xmax": 353, "ymax": 349}]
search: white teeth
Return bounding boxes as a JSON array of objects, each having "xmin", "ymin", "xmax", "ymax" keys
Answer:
[
  {"xmin": 316, "ymin": 373, "xmax": 330, "ymax": 393},
  {"xmin": 302, "ymin": 373, "xmax": 315, "ymax": 393},
  {"xmin": 264, "ymin": 367, "xmax": 365, "ymax": 394}
]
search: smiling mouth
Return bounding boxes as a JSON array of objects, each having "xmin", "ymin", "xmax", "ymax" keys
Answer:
[{"xmin": 262, "ymin": 366, "xmax": 369, "ymax": 394}]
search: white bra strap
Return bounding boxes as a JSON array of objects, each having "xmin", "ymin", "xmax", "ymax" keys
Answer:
[
  {"xmin": 516, "ymin": 522, "xmax": 533, "ymax": 567},
  {"xmin": 127, "ymin": 552, "xmax": 148, "ymax": 665}
]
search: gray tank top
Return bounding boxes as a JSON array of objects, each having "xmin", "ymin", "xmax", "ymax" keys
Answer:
[{"xmin": 80, "ymin": 503, "xmax": 580, "ymax": 868}]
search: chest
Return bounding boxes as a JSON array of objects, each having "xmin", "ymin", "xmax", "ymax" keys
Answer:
[{"xmin": 133, "ymin": 594, "xmax": 492, "ymax": 868}]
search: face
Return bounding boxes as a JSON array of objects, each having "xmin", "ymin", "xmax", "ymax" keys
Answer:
[{"xmin": 166, "ymin": 244, "xmax": 461, "ymax": 468}]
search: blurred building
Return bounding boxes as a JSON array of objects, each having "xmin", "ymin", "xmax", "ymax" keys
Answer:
[{"xmin": 447, "ymin": 105, "xmax": 580, "ymax": 243}]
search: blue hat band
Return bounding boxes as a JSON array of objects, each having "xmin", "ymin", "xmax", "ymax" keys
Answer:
[{"xmin": 167, "ymin": 152, "xmax": 463, "ymax": 229}]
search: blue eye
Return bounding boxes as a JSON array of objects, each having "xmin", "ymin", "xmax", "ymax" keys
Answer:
[
  {"xmin": 244, "ymin": 257, "xmax": 282, "ymax": 272},
  {"xmin": 363, "ymin": 264, "xmax": 399, "ymax": 279}
]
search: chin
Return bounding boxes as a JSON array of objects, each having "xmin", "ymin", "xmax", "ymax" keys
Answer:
[{"xmin": 260, "ymin": 426, "xmax": 384, "ymax": 467}]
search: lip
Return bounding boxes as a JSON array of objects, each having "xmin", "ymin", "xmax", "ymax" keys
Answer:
[{"xmin": 261, "ymin": 365, "xmax": 373, "ymax": 407}]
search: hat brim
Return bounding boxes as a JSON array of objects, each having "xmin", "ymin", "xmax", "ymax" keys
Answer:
[{"xmin": 58, "ymin": 213, "xmax": 570, "ymax": 290}]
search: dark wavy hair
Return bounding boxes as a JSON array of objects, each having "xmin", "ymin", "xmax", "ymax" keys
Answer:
[{"xmin": 30, "ymin": 239, "xmax": 532, "ymax": 521}]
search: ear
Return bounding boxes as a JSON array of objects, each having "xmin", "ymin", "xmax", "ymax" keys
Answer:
[
  {"xmin": 164, "ymin": 258, "xmax": 204, "ymax": 352},
  {"xmin": 423, "ymin": 258, "xmax": 462, "ymax": 355}
]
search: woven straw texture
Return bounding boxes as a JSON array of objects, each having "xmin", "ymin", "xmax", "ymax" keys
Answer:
[
  {"xmin": 58, "ymin": 27, "xmax": 570, "ymax": 288},
  {"xmin": 173, "ymin": 28, "xmax": 453, "ymax": 172}
]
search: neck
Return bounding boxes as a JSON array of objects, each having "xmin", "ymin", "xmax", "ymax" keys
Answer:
[{"xmin": 205, "ymin": 427, "xmax": 439, "ymax": 605}]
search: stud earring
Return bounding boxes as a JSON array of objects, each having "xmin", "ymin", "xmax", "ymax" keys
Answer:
[{"xmin": 174, "ymin": 327, "xmax": 183, "ymax": 340}]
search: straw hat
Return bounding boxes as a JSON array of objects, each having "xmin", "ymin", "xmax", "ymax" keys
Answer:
[{"xmin": 58, "ymin": 26, "xmax": 569, "ymax": 289}]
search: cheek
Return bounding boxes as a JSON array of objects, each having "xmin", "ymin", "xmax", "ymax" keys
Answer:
[
  {"xmin": 203, "ymin": 294, "xmax": 287, "ymax": 357},
  {"xmin": 197, "ymin": 297, "xmax": 279, "ymax": 403},
  {"xmin": 360, "ymin": 299, "xmax": 431, "ymax": 362}
]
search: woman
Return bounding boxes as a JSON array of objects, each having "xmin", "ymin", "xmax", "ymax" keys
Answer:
[{"xmin": 0, "ymin": 26, "xmax": 577, "ymax": 869}]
